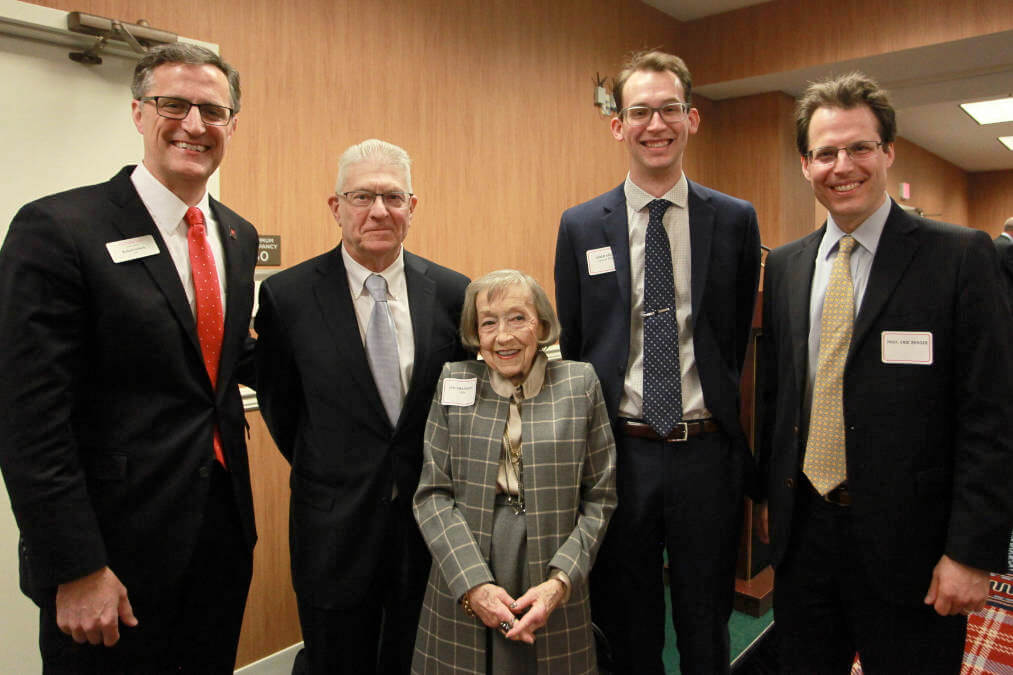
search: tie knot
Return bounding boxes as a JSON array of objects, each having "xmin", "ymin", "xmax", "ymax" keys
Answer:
[
  {"xmin": 837, "ymin": 234, "xmax": 857, "ymax": 258},
  {"xmin": 185, "ymin": 206, "xmax": 205, "ymax": 229},
  {"xmin": 365, "ymin": 273, "xmax": 388, "ymax": 302},
  {"xmin": 648, "ymin": 199, "xmax": 672, "ymax": 222}
]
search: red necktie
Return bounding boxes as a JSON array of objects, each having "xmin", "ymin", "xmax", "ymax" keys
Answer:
[{"xmin": 185, "ymin": 206, "xmax": 227, "ymax": 468}]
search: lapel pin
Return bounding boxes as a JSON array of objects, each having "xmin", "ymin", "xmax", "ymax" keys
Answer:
[{"xmin": 229, "ymin": 228, "xmax": 237, "ymax": 240}]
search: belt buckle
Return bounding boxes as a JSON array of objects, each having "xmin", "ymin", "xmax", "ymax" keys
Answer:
[{"xmin": 667, "ymin": 422, "xmax": 689, "ymax": 442}]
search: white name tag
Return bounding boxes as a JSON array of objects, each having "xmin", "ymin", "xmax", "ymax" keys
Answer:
[
  {"xmin": 881, "ymin": 331, "xmax": 933, "ymax": 365},
  {"xmin": 106, "ymin": 235, "xmax": 159, "ymax": 263},
  {"xmin": 441, "ymin": 377, "xmax": 477, "ymax": 406},
  {"xmin": 586, "ymin": 246, "xmax": 616, "ymax": 276}
]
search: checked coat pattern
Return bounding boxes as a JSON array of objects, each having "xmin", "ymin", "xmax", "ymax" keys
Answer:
[{"xmin": 412, "ymin": 359, "xmax": 617, "ymax": 674}]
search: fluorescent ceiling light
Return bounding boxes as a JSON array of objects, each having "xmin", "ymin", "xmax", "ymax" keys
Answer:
[
  {"xmin": 1000, "ymin": 136, "xmax": 1013, "ymax": 151},
  {"xmin": 960, "ymin": 97, "xmax": 1013, "ymax": 125}
]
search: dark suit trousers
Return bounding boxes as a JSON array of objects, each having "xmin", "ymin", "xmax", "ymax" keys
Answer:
[
  {"xmin": 39, "ymin": 463, "xmax": 253, "ymax": 674},
  {"xmin": 296, "ymin": 497, "xmax": 429, "ymax": 675},
  {"xmin": 774, "ymin": 476, "xmax": 966, "ymax": 674},
  {"xmin": 591, "ymin": 428, "xmax": 744, "ymax": 675}
]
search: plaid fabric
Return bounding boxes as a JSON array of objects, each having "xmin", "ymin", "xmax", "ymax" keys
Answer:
[{"xmin": 850, "ymin": 574, "xmax": 1013, "ymax": 675}]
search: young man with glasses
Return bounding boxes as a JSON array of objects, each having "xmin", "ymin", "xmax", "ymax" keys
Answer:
[
  {"xmin": 554, "ymin": 50, "xmax": 761, "ymax": 674},
  {"xmin": 254, "ymin": 139, "xmax": 469, "ymax": 674},
  {"xmin": 757, "ymin": 71, "xmax": 1013, "ymax": 673},
  {"xmin": 0, "ymin": 44, "xmax": 258, "ymax": 672}
]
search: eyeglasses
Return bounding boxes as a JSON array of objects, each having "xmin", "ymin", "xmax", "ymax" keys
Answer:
[
  {"xmin": 806, "ymin": 141, "xmax": 884, "ymax": 165},
  {"xmin": 138, "ymin": 96, "xmax": 234, "ymax": 126},
  {"xmin": 339, "ymin": 190, "xmax": 413, "ymax": 209},
  {"xmin": 619, "ymin": 102, "xmax": 691, "ymax": 126}
]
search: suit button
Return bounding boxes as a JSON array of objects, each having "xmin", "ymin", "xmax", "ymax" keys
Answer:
[
  {"xmin": 793, "ymin": 425, "xmax": 799, "ymax": 435},
  {"xmin": 198, "ymin": 465, "xmax": 211, "ymax": 478},
  {"xmin": 785, "ymin": 478, "xmax": 795, "ymax": 489}
]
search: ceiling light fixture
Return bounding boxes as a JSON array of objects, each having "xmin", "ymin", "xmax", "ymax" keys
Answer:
[
  {"xmin": 999, "ymin": 136, "xmax": 1013, "ymax": 151},
  {"xmin": 960, "ymin": 97, "xmax": 1013, "ymax": 125}
]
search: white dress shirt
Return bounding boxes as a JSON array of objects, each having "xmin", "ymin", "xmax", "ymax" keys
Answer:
[
  {"xmin": 619, "ymin": 173, "xmax": 710, "ymax": 421},
  {"xmin": 130, "ymin": 164, "xmax": 227, "ymax": 318},
  {"xmin": 342, "ymin": 246, "xmax": 415, "ymax": 397}
]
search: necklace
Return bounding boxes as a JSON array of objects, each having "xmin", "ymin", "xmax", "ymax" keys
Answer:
[{"xmin": 503, "ymin": 394, "xmax": 525, "ymax": 515}]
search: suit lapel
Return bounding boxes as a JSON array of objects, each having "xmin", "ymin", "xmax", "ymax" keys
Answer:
[
  {"xmin": 786, "ymin": 229, "xmax": 822, "ymax": 398},
  {"xmin": 687, "ymin": 181, "xmax": 714, "ymax": 315},
  {"xmin": 313, "ymin": 246, "xmax": 390, "ymax": 430},
  {"xmin": 210, "ymin": 198, "xmax": 244, "ymax": 394},
  {"xmin": 401, "ymin": 252, "xmax": 437, "ymax": 432},
  {"xmin": 106, "ymin": 169, "xmax": 203, "ymax": 362},
  {"xmin": 601, "ymin": 185, "xmax": 632, "ymax": 324},
  {"xmin": 850, "ymin": 203, "xmax": 919, "ymax": 360}
]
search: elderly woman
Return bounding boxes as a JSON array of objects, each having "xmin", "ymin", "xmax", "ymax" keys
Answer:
[{"xmin": 411, "ymin": 269, "xmax": 616, "ymax": 674}]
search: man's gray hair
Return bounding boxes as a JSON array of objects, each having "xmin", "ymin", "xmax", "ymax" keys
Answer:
[
  {"xmin": 335, "ymin": 139, "xmax": 413, "ymax": 193},
  {"xmin": 131, "ymin": 43, "xmax": 241, "ymax": 113}
]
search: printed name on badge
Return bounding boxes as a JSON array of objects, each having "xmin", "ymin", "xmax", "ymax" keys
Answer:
[
  {"xmin": 441, "ymin": 377, "xmax": 477, "ymax": 406},
  {"xmin": 881, "ymin": 331, "xmax": 933, "ymax": 365},
  {"xmin": 106, "ymin": 235, "xmax": 160, "ymax": 263},
  {"xmin": 586, "ymin": 247, "xmax": 616, "ymax": 276}
]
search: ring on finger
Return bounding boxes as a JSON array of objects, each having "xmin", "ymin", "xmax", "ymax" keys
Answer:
[{"xmin": 499, "ymin": 621, "xmax": 512, "ymax": 632}]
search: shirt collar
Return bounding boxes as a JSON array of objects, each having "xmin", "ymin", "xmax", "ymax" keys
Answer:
[
  {"xmin": 821, "ymin": 194, "xmax": 891, "ymax": 260},
  {"xmin": 488, "ymin": 351, "xmax": 548, "ymax": 400},
  {"xmin": 341, "ymin": 244, "xmax": 406, "ymax": 300},
  {"xmin": 130, "ymin": 163, "xmax": 211, "ymax": 237},
  {"xmin": 623, "ymin": 172, "xmax": 688, "ymax": 213}
]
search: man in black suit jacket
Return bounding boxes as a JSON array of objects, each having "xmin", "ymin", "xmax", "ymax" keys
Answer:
[
  {"xmin": 255, "ymin": 139, "xmax": 469, "ymax": 674},
  {"xmin": 554, "ymin": 51, "xmax": 760, "ymax": 674},
  {"xmin": 995, "ymin": 217, "xmax": 1013, "ymax": 307},
  {"xmin": 758, "ymin": 72, "xmax": 1013, "ymax": 673},
  {"xmin": 0, "ymin": 45, "xmax": 258, "ymax": 672}
]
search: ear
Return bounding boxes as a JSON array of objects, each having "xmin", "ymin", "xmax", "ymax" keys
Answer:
[
  {"xmin": 327, "ymin": 194, "xmax": 341, "ymax": 226},
  {"xmin": 801, "ymin": 154, "xmax": 812, "ymax": 181},
  {"xmin": 610, "ymin": 115, "xmax": 624, "ymax": 141},
  {"xmin": 882, "ymin": 142, "xmax": 895, "ymax": 169},
  {"xmin": 408, "ymin": 193, "xmax": 419, "ymax": 216},
  {"xmin": 131, "ymin": 99, "xmax": 144, "ymax": 134},
  {"xmin": 686, "ymin": 107, "xmax": 700, "ymax": 135},
  {"xmin": 225, "ymin": 114, "xmax": 238, "ymax": 141}
]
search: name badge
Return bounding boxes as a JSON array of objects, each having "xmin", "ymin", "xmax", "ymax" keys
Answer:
[
  {"xmin": 586, "ymin": 247, "xmax": 616, "ymax": 276},
  {"xmin": 441, "ymin": 377, "xmax": 477, "ymax": 406},
  {"xmin": 881, "ymin": 331, "xmax": 933, "ymax": 365},
  {"xmin": 106, "ymin": 235, "xmax": 159, "ymax": 263}
]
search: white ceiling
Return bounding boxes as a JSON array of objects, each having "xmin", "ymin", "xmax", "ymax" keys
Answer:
[{"xmin": 644, "ymin": 2, "xmax": 1013, "ymax": 172}]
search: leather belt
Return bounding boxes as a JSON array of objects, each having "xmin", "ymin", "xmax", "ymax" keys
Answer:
[
  {"xmin": 822, "ymin": 483, "xmax": 852, "ymax": 507},
  {"xmin": 618, "ymin": 418, "xmax": 720, "ymax": 442}
]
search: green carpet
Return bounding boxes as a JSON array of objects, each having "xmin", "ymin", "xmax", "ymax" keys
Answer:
[{"xmin": 661, "ymin": 599, "xmax": 774, "ymax": 673}]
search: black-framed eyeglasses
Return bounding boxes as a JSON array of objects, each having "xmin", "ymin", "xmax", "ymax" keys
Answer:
[
  {"xmin": 619, "ymin": 102, "xmax": 691, "ymax": 126},
  {"xmin": 806, "ymin": 141, "xmax": 884, "ymax": 165},
  {"xmin": 338, "ymin": 190, "xmax": 413, "ymax": 209},
  {"xmin": 138, "ymin": 96, "xmax": 234, "ymax": 126}
]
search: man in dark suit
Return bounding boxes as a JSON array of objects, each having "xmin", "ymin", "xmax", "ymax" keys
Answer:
[
  {"xmin": 254, "ymin": 139, "xmax": 469, "ymax": 674},
  {"xmin": 554, "ymin": 51, "xmax": 760, "ymax": 674},
  {"xmin": 0, "ymin": 44, "xmax": 258, "ymax": 672},
  {"xmin": 757, "ymin": 72, "xmax": 1013, "ymax": 673}
]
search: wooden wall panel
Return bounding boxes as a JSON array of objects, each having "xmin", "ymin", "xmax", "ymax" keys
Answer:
[
  {"xmin": 678, "ymin": 0, "xmax": 1013, "ymax": 86},
  {"xmin": 888, "ymin": 137, "xmax": 969, "ymax": 226},
  {"xmin": 969, "ymin": 170, "xmax": 1013, "ymax": 234}
]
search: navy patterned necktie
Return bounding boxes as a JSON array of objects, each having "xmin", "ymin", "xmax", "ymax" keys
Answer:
[{"xmin": 642, "ymin": 198, "xmax": 683, "ymax": 436}]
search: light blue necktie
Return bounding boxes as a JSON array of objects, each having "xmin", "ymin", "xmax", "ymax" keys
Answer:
[{"xmin": 365, "ymin": 274, "xmax": 402, "ymax": 426}]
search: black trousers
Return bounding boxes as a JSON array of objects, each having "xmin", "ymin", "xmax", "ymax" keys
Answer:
[
  {"xmin": 591, "ymin": 429, "xmax": 745, "ymax": 675},
  {"xmin": 39, "ymin": 462, "xmax": 253, "ymax": 674},
  {"xmin": 774, "ymin": 476, "xmax": 966, "ymax": 674},
  {"xmin": 296, "ymin": 498, "xmax": 429, "ymax": 675}
]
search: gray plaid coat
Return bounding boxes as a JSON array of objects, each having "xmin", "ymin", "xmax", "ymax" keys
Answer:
[{"xmin": 411, "ymin": 359, "xmax": 617, "ymax": 674}]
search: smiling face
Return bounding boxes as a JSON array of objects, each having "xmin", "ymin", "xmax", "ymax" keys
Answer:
[
  {"xmin": 802, "ymin": 105, "xmax": 894, "ymax": 233},
  {"xmin": 611, "ymin": 69, "xmax": 699, "ymax": 190},
  {"xmin": 328, "ymin": 159, "xmax": 417, "ymax": 272},
  {"xmin": 476, "ymin": 285, "xmax": 544, "ymax": 385},
  {"xmin": 131, "ymin": 63, "xmax": 236, "ymax": 205}
]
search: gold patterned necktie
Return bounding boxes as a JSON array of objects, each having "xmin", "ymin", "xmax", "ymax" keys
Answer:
[{"xmin": 803, "ymin": 234, "xmax": 857, "ymax": 495}]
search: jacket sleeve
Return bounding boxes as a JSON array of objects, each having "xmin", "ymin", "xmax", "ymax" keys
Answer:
[
  {"xmin": 0, "ymin": 202, "xmax": 108, "ymax": 591},
  {"xmin": 413, "ymin": 365, "xmax": 494, "ymax": 600},
  {"xmin": 547, "ymin": 367, "xmax": 617, "ymax": 590},
  {"xmin": 554, "ymin": 214, "xmax": 583, "ymax": 361},
  {"xmin": 253, "ymin": 280, "xmax": 301, "ymax": 463}
]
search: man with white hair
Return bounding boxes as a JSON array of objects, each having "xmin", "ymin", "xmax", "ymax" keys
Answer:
[{"xmin": 255, "ymin": 139, "xmax": 470, "ymax": 674}]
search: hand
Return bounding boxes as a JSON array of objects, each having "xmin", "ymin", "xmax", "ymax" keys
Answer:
[
  {"xmin": 923, "ymin": 554, "xmax": 990, "ymax": 616},
  {"xmin": 505, "ymin": 578, "xmax": 566, "ymax": 644},
  {"xmin": 756, "ymin": 502, "xmax": 770, "ymax": 544},
  {"xmin": 55, "ymin": 567, "xmax": 138, "ymax": 646},
  {"xmin": 464, "ymin": 583, "xmax": 517, "ymax": 631}
]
